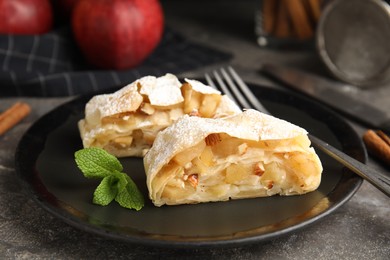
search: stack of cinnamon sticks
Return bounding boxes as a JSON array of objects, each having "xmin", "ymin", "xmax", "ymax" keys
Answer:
[
  {"xmin": 0, "ymin": 102, "xmax": 31, "ymax": 136},
  {"xmin": 363, "ymin": 130, "xmax": 390, "ymax": 166},
  {"xmin": 262, "ymin": 0, "xmax": 323, "ymax": 40}
]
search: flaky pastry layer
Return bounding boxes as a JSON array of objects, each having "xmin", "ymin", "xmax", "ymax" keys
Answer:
[
  {"xmin": 78, "ymin": 74, "xmax": 241, "ymax": 157},
  {"xmin": 144, "ymin": 110, "xmax": 323, "ymax": 206}
]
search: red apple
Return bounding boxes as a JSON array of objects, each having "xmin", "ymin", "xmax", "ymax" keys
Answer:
[
  {"xmin": 0, "ymin": 0, "xmax": 53, "ymax": 34},
  {"xmin": 72, "ymin": 0, "xmax": 164, "ymax": 70}
]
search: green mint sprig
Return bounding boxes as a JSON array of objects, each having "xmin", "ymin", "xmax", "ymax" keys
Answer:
[{"xmin": 74, "ymin": 147, "xmax": 144, "ymax": 211}]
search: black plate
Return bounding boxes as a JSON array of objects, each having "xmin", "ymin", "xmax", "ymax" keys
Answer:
[{"xmin": 15, "ymin": 84, "xmax": 365, "ymax": 248}]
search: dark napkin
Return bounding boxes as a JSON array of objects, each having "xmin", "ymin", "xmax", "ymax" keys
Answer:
[{"xmin": 0, "ymin": 27, "xmax": 231, "ymax": 97}]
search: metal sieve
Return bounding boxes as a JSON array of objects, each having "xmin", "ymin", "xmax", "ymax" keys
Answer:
[{"xmin": 316, "ymin": 0, "xmax": 390, "ymax": 87}]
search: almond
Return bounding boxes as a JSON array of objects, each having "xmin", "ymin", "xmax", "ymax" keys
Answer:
[
  {"xmin": 254, "ymin": 162, "xmax": 265, "ymax": 176},
  {"xmin": 205, "ymin": 133, "xmax": 221, "ymax": 146},
  {"xmin": 187, "ymin": 174, "xmax": 199, "ymax": 188}
]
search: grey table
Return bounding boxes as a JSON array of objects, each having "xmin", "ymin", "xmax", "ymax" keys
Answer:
[{"xmin": 1, "ymin": 1, "xmax": 389, "ymax": 259}]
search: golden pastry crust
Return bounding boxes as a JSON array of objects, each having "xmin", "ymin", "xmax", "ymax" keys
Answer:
[
  {"xmin": 144, "ymin": 109, "xmax": 323, "ymax": 206},
  {"xmin": 78, "ymin": 74, "xmax": 241, "ymax": 157}
]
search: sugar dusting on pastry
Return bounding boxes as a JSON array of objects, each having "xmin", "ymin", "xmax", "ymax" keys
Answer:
[
  {"xmin": 144, "ymin": 109, "xmax": 308, "ymax": 186},
  {"xmin": 226, "ymin": 109, "xmax": 307, "ymax": 140},
  {"xmin": 145, "ymin": 109, "xmax": 322, "ymax": 206},
  {"xmin": 79, "ymin": 74, "xmax": 241, "ymax": 157},
  {"xmin": 185, "ymin": 78, "xmax": 221, "ymax": 94},
  {"xmin": 85, "ymin": 74, "xmax": 184, "ymax": 124},
  {"xmin": 139, "ymin": 74, "xmax": 183, "ymax": 106}
]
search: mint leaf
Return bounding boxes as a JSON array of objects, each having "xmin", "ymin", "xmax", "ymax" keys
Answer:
[
  {"xmin": 93, "ymin": 176, "xmax": 118, "ymax": 206},
  {"xmin": 112, "ymin": 170, "xmax": 128, "ymax": 192},
  {"xmin": 75, "ymin": 147, "xmax": 123, "ymax": 178},
  {"xmin": 74, "ymin": 147, "xmax": 144, "ymax": 211},
  {"xmin": 115, "ymin": 175, "xmax": 144, "ymax": 211}
]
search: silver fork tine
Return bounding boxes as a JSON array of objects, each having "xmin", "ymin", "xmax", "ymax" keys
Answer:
[
  {"xmin": 227, "ymin": 67, "xmax": 270, "ymax": 115},
  {"xmin": 205, "ymin": 70, "xmax": 238, "ymax": 105},
  {"xmin": 206, "ymin": 67, "xmax": 270, "ymax": 114},
  {"xmin": 213, "ymin": 71, "xmax": 231, "ymax": 96},
  {"xmin": 205, "ymin": 69, "xmax": 253, "ymax": 110},
  {"xmin": 212, "ymin": 70, "xmax": 236, "ymax": 102},
  {"xmin": 204, "ymin": 73, "xmax": 216, "ymax": 88},
  {"xmin": 219, "ymin": 68, "xmax": 253, "ymax": 109}
]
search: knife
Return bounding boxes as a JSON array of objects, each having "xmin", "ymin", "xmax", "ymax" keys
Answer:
[{"xmin": 261, "ymin": 63, "xmax": 390, "ymax": 135}]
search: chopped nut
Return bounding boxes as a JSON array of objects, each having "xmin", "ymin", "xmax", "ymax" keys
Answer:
[
  {"xmin": 139, "ymin": 102, "xmax": 155, "ymax": 115},
  {"xmin": 254, "ymin": 162, "xmax": 265, "ymax": 176},
  {"xmin": 137, "ymin": 82, "xmax": 142, "ymax": 92},
  {"xmin": 205, "ymin": 133, "xmax": 221, "ymax": 146},
  {"xmin": 184, "ymin": 162, "xmax": 192, "ymax": 169},
  {"xmin": 187, "ymin": 174, "xmax": 199, "ymax": 188},
  {"xmin": 266, "ymin": 180, "xmax": 274, "ymax": 189},
  {"xmin": 189, "ymin": 109, "xmax": 200, "ymax": 117},
  {"xmin": 238, "ymin": 143, "xmax": 248, "ymax": 155}
]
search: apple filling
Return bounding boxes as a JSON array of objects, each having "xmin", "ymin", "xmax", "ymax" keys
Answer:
[
  {"xmin": 81, "ymin": 83, "xmax": 225, "ymax": 157},
  {"xmin": 151, "ymin": 133, "xmax": 322, "ymax": 206}
]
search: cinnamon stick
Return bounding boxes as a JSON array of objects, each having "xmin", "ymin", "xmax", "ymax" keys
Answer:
[
  {"xmin": 283, "ymin": 0, "xmax": 314, "ymax": 39},
  {"xmin": 273, "ymin": 1, "xmax": 291, "ymax": 38},
  {"xmin": 305, "ymin": 0, "xmax": 322, "ymax": 23},
  {"xmin": 262, "ymin": 0, "xmax": 278, "ymax": 34},
  {"xmin": 363, "ymin": 129, "xmax": 390, "ymax": 166},
  {"xmin": 376, "ymin": 130, "xmax": 390, "ymax": 146},
  {"xmin": 0, "ymin": 102, "xmax": 31, "ymax": 136}
]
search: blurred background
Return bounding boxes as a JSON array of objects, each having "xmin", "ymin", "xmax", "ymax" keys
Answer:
[
  {"xmin": 0, "ymin": 0, "xmax": 329, "ymax": 96},
  {"xmin": 0, "ymin": 0, "xmax": 389, "ymax": 104}
]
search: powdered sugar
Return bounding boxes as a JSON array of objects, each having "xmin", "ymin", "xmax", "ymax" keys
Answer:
[{"xmin": 144, "ymin": 109, "xmax": 308, "ymax": 188}]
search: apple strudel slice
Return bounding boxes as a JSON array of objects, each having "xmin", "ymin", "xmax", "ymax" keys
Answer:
[
  {"xmin": 78, "ymin": 74, "xmax": 240, "ymax": 157},
  {"xmin": 144, "ymin": 109, "xmax": 323, "ymax": 206}
]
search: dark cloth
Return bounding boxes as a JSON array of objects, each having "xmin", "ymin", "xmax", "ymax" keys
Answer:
[{"xmin": 0, "ymin": 27, "xmax": 231, "ymax": 97}]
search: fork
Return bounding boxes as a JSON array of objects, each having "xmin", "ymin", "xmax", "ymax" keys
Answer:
[{"xmin": 205, "ymin": 67, "xmax": 390, "ymax": 197}]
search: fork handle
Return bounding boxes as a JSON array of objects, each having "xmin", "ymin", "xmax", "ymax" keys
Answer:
[{"xmin": 309, "ymin": 135, "xmax": 390, "ymax": 197}]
